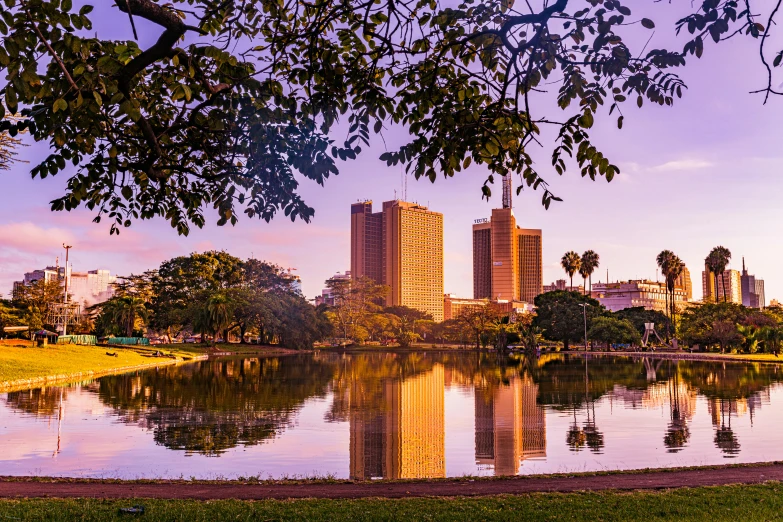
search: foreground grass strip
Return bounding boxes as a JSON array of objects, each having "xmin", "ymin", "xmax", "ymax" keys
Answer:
[{"xmin": 1, "ymin": 483, "xmax": 783, "ymax": 521}]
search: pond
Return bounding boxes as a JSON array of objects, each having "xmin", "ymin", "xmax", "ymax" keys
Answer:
[{"xmin": 2, "ymin": 352, "xmax": 782, "ymax": 479}]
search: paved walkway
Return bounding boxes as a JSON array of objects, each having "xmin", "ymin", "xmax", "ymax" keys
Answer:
[{"xmin": 2, "ymin": 465, "xmax": 783, "ymax": 500}]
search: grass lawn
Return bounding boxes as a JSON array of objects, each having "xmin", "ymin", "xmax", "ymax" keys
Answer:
[
  {"xmin": 1, "ymin": 483, "xmax": 782, "ymax": 521},
  {"xmin": 0, "ymin": 341, "xmax": 186, "ymax": 386}
]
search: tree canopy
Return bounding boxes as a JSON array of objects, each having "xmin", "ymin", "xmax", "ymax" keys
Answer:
[
  {"xmin": 2, "ymin": 0, "xmax": 781, "ymax": 233},
  {"xmin": 533, "ymin": 290, "xmax": 604, "ymax": 349}
]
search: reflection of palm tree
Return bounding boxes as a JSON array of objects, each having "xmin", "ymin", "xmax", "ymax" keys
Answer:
[
  {"xmin": 566, "ymin": 409, "xmax": 586, "ymax": 452},
  {"xmin": 583, "ymin": 403, "xmax": 604, "ymax": 454},
  {"xmin": 663, "ymin": 368, "xmax": 690, "ymax": 453},
  {"xmin": 582, "ymin": 357, "xmax": 604, "ymax": 454},
  {"xmin": 713, "ymin": 399, "xmax": 741, "ymax": 457}
]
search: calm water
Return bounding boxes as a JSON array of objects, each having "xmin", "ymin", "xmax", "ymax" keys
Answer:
[{"xmin": 2, "ymin": 352, "xmax": 783, "ymax": 479}]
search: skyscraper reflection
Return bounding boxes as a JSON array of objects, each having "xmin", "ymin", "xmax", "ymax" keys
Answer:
[
  {"xmin": 474, "ymin": 375, "xmax": 546, "ymax": 475},
  {"xmin": 349, "ymin": 365, "xmax": 445, "ymax": 479}
]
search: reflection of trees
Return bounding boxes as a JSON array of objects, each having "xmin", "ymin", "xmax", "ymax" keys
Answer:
[
  {"xmin": 678, "ymin": 361, "xmax": 782, "ymax": 401},
  {"xmin": 566, "ymin": 410, "xmax": 586, "ymax": 452},
  {"xmin": 663, "ymin": 368, "xmax": 692, "ymax": 453},
  {"xmin": 712, "ymin": 399, "xmax": 741, "ymax": 457},
  {"xmin": 96, "ymin": 355, "xmax": 337, "ymax": 455},
  {"xmin": 533, "ymin": 355, "xmax": 662, "ymax": 412},
  {"xmin": 3, "ymin": 387, "xmax": 72, "ymax": 417}
]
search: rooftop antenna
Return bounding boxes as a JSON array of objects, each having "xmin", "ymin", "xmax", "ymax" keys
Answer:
[{"xmin": 502, "ymin": 174, "xmax": 512, "ymax": 209}]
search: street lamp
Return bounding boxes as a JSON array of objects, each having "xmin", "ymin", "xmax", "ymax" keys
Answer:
[
  {"xmin": 578, "ymin": 303, "xmax": 588, "ymax": 352},
  {"xmin": 62, "ymin": 243, "xmax": 72, "ymax": 336}
]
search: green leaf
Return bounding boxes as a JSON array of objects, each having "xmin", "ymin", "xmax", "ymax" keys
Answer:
[
  {"xmin": 641, "ymin": 18, "xmax": 655, "ymax": 29},
  {"xmin": 53, "ymin": 98, "xmax": 68, "ymax": 113},
  {"xmin": 617, "ymin": 116, "xmax": 624, "ymax": 129}
]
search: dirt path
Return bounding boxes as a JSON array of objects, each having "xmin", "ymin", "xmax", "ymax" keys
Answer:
[{"xmin": 3, "ymin": 464, "xmax": 783, "ymax": 500}]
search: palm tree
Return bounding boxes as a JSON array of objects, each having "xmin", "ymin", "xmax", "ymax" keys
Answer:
[
  {"xmin": 561, "ymin": 251, "xmax": 581, "ymax": 291},
  {"xmin": 195, "ymin": 293, "xmax": 235, "ymax": 347},
  {"xmin": 656, "ymin": 250, "xmax": 675, "ymax": 322},
  {"xmin": 580, "ymin": 250, "xmax": 600, "ymax": 295},
  {"xmin": 706, "ymin": 246, "xmax": 732, "ymax": 302},
  {"xmin": 759, "ymin": 325, "xmax": 783, "ymax": 356},
  {"xmin": 666, "ymin": 256, "xmax": 684, "ymax": 331},
  {"xmin": 106, "ymin": 296, "xmax": 148, "ymax": 337}
]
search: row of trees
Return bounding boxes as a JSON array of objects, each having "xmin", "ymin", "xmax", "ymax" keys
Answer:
[
  {"xmin": 323, "ymin": 276, "xmax": 432, "ymax": 347},
  {"xmin": 679, "ymin": 303, "xmax": 783, "ymax": 354},
  {"xmin": 86, "ymin": 252, "xmax": 331, "ymax": 350}
]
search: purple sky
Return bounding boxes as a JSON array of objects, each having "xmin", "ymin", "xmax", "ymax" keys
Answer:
[{"xmin": 1, "ymin": 2, "xmax": 782, "ymax": 302}]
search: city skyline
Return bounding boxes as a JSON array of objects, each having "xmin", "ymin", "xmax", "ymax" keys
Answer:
[{"xmin": 1, "ymin": 2, "xmax": 781, "ymax": 303}]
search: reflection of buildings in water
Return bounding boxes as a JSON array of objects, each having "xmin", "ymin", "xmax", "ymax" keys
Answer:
[
  {"xmin": 349, "ymin": 365, "xmax": 445, "ymax": 480},
  {"xmin": 611, "ymin": 380, "xmax": 697, "ymax": 420},
  {"xmin": 474, "ymin": 375, "xmax": 546, "ymax": 476},
  {"xmin": 707, "ymin": 392, "xmax": 769, "ymax": 427}
]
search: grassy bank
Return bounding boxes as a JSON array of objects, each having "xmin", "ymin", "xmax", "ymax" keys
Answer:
[
  {"xmin": 1, "ymin": 483, "xmax": 782, "ymax": 521},
  {"xmin": 0, "ymin": 341, "xmax": 302, "ymax": 391},
  {"xmin": 0, "ymin": 341, "xmax": 200, "ymax": 390}
]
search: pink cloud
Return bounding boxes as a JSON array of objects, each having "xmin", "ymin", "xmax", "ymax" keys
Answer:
[{"xmin": 0, "ymin": 222, "xmax": 77, "ymax": 255}]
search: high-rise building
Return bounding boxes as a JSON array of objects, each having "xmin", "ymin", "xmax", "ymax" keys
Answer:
[
  {"xmin": 741, "ymin": 258, "xmax": 766, "ymax": 309},
  {"xmin": 474, "ymin": 375, "xmax": 546, "ymax": 476},
  {"xmin": 675, "ymin": 266, "xmax": 693, "ymax": 301},
  {"xmin": 702, "ymin": 266, "xmax": 742, "ymax": 304},
  {"xmin": 351, "ymin": 200, "xmax": 444, "ymax": 321},
  {"xmin": 472, "ymin": 210, "xmax": 542, "ymax": 303},
  {"xmin": 350, "ymin": 365, "xmax": 445, "ymax": 479}
]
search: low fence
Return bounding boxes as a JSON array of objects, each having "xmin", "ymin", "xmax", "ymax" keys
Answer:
[
  {"xmin": 107, "ymin": 337, "xmax": 150, "ymax": 346},
  {"xmin": 56, "ymin": 335, "xmax": 97, "ymax": 346}
]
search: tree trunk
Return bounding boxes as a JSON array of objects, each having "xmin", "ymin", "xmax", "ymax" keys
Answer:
[{"xmin": 722, "ymin": 273, "xmax": 728, "ymax": 303}]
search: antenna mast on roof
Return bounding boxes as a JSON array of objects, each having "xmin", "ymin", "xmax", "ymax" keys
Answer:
[{"xmin": 502, "ymin": 174, "xmax": 512, "ymax": 209}]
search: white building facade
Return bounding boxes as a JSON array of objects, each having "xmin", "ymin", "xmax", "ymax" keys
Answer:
[{"xmin": 592, "ymin": 280, "xmax": 688, "ymax": 313}]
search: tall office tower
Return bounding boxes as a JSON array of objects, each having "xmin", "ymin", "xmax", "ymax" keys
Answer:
[
  {"xmin": 675, "ymin": 266, "xmax": 693, "ymax": 301},
  {"xmin": 741, "ymin": 258, "xmax": 766, "ymax": 309},
  {"xmin": 351, "ymin": 200, "xmax": 444, "ymax": 321},
  {"xmin": 350, "ymin": 202, "xmax": 383, "ymax": 284},
  {"xmin": 350, "ymin": 365, "xmax": 446, "ymax": 479},
  {"xmin": 473, "ymin": 222, "xmax": 492, "ymax": 299},
  {"xmin": 474, "ymin": 375, "xmax": 546, "ymax": 476},
  {"xmin": 472, "ymin": 210, "xmax": 542, "ymax": 302},
  {"xmin": 702, "ymin": 265, "xmax": 742, "ymax": 304}
]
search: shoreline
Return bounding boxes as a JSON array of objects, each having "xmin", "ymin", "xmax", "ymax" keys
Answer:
[
  {"xmin": 0, "ymin": 356, "xmax": 208, "ymax": 393},
  {"xmin": 331, "ymin": 345, "xmax": 783, "ymax": 365},
  {"xmin": 0, "ymin": 344, "xmax": 305, "ymax": 393},
  {"xmin": 1, "ymin": 462, "xmax": 782, "ymax": 499},
  {"xmin": 564, "ymin": 350, "xmax": 783, "ymax": 365}
]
